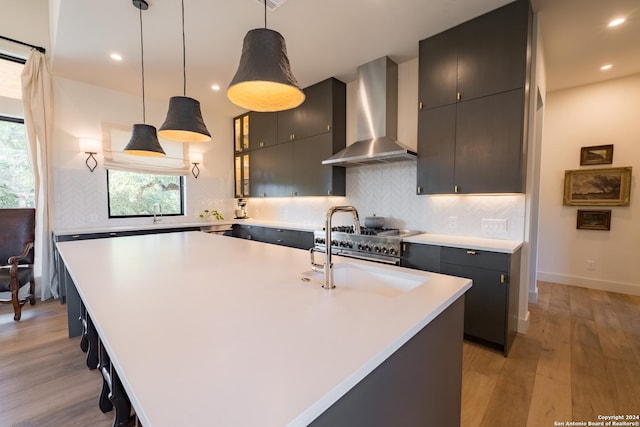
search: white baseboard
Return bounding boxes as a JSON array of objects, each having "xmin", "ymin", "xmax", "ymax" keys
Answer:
[
  {"xmin": 528, "ymin": 290, "xmax": 538, "ymax": 303},
  {"xmin": 517, "ymin": 310, "xmax": 530, "ymax": 334},
  {"xmin": 537, "ymin": 272, "xmax": 640, "ymax": 296}
]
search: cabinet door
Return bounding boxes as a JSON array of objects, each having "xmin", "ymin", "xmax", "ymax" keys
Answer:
[
  {"xmin": 454, "ymin": 89, "xmax": 525, "ymax": 194},
  {"xmin": 263, "ymin": 228, "xmax": 300, "ymax": 248},
  {"xmin": 418, "ymin": 27, "xmax": 459, "ymax": 110},
  {"xmin": 292, "ymin": 133, "xmax": 345, "ymax": 197},
  {"xmin": 278, "ymin": 79, "xmax": 335, "ymax": 143},
  {"xmin": 440, "ymin": 262, "xmax": 507, "ymax": 346},
  {"xmin": 232, "ymin": 224, "xmax": 264, "ymax": 241},
  {"xmin": 456, "ymin": 0, "xmax": 529, "ymax": 101},
  {"xmin": 251, "ymin": 144, "xmax": 293, "ymax": 197},
  {"xmin": 417, "ymin": 104, "xmax": 456, "ymax": 194},
  {"xmin": 249, "ymin": 112, "xmax": 278, "ymax": 150},
  {"xmin": 401, "ymin": 243, "xmax": 440, "ymax": 272},
  {"xmin": 233, "ymin": 114, "xmax": 249, "ymax": 153}
]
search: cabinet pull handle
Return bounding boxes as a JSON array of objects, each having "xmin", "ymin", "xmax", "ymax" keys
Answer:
[
  {"xmin": 454, "ymin": 185, "xmax": 459, "ymax": 193},
  {"xmin": 419, "ymin": 101, "xmax": 423, "ymax": 110},
  {"xmin": 466, "ymin": 250, "xmax": 476, "ymax": 255},
  {"xmin": 500, "ymin": 274, "xmax": 506, "ymax": 284},
  {"xmin": 456, "ymin": 92, "xmax": 461, "ymax": 101},
  {"xmin": 327, "ymin": 124, "xmax": 331, "ymax": 131},
  {"xmin": 259, "ymin": 142, "xmax": 264, "ymax": 147},
  {"xmin": 417, "ymin": 186, "xmax": 422, "ymax": 194},
  {"xmin": 327, "ymin": 190, "xmax": 332, "ymax": 196},
  {"xmin": 277, "ymin": 239, "xmax": 283, "ymax": 243},
  {"xmin": 72, "ymin": 235, "xmax": 80, "ymax": 239},
  {"xmin": 402, "ymin": 243, "xmax": 407, "ymax": 252}
]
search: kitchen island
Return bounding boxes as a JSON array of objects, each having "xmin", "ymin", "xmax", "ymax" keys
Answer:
[{"xmin": 56, "ymin": 231, "xmax": 471, "ymax": 426}]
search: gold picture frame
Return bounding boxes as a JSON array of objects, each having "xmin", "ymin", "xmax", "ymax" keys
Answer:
[
  {"xmin": 580, "ymin": 144, "xmax": 614, "ymax": 165},
  {"xmin": 563, "ymin": 167, "xmax": 632, "ymax": 206},
  {"xmin": 576, "ymin": 210, "xmax": 611, "ymax": 230}
]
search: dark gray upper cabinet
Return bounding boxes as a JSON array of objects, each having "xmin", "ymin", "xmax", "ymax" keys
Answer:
[
  {"xmin": 236, "ymin": 77, "xmax": 346, "ymax": 198},
  {"xmin": 278, "ymin": 78, "xmax": 342, "ymax": 143},
  {"xmin": 292, "ymin": 133, "xmax": 345, "ymax": 197},
  {"xmin": 250, "ymin": 143, "xmax": 293, "ymax": 197},
  {"xmin": 249, "ymin": 112, "xmax": 278, "ymax": 150},
  {"xmin": 417, "ymin": 0, "xmax": 531, "ymax": 195}
]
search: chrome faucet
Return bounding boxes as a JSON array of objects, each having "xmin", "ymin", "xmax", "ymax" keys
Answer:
[{"xmin": 310, "ymin": 206, "xmax": 361, "ymax": 289}]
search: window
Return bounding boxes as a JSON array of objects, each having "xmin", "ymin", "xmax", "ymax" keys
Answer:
[
  {"xmin": 0, "ymin": 53, "xmax": 34, "ymax": 208},
  {"xmin": 107, "ymin": 170, "xmax": 184, "ymax": 218}
]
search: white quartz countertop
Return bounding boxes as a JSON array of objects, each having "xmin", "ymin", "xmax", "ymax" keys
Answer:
[
  {"xmin": 56, "ymin": 231, "xmax": 470, "ymax": 427},
  {"xmin": 53, "ymin": 220, "xmax": 234, "ymax": 236},
  {"xmin": 403, "ymin": 233, "xmax": 523, "ymax": 253}
]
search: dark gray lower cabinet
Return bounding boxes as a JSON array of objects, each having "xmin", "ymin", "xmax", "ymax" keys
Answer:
[
  {"xmin": 232, "ymin": 224, "xmax": 314, "ymax": 250},
  {"xmin": 401, "ymin": 243, "xmax": 520, "ymax": 356},
  {"xmin": 400, "ymin": 242, "xmax": 440, "ymax": 272}
]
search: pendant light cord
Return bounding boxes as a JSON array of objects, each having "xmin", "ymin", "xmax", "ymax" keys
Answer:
[
  {"xmin": 139, "ymin": 5, "xmax": 146, "ymax": 123},
  {"xmin": 181, "ymin": 0, "xmax": 186, "ymax": 96},
  {"xmin": 264, "ymin": 0, "xmax": 267, "ymax": 28}
]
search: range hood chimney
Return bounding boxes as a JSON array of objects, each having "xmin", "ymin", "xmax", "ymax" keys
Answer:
[{"xmin": 323, "ymin": 56, "xmax": 416, "ymax": 166}]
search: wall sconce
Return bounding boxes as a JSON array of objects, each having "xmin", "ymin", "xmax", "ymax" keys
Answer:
[
  {"xmin": 79, "ymin": 138, "xmax": 101, "ymax": 172},
  {"xmin": 190, "ymin": 151, "xmax": 203, "ymax": 178}
]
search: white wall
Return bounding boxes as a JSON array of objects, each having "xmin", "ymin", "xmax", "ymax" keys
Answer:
[
  {"xmin": 51, "ymin": 77, "xmax": 235, "ymax": 230},
  {"xmin": 538, "ymin": 73, "xmax": 640, "ymax": 295}
]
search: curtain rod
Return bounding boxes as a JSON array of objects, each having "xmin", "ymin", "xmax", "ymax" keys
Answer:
[{"xmin": 0, "ymin": 35, "xmax": 46, "ymax": 54}]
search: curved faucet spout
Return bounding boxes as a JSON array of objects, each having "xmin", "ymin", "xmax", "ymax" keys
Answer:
[{"xmin": 323, "ymin": 206, "xmax": 361, "ymax": 289}]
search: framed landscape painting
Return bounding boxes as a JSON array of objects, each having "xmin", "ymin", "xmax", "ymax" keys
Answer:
[
  {"xmin": 580, "ymin": 144, "xmax": 614, "ymax": 165},
  {"xmin": 563, "ymin": 167, "xmax": 632, "ymax": 206},
  {"xmin": 576, "ymin": 210, "xmax": 611, "ymax": 230}
]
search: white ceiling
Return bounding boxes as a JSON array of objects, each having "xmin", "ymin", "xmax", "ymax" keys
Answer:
[{"xmin": 48, "ymin": 0, "xmax": 640, "ymax": 118}]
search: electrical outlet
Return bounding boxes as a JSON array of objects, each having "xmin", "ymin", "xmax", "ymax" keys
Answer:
[
  {"xmin": 481, "ymin": 219, "xmax": 509, "ymax": 233},
  {"xmin": 586, "ymin": 260, "xmax": 596, "ymax": 270},
  {"xmin": 448, "ymin": 216, "xmax": 457, "ymax": 229}
]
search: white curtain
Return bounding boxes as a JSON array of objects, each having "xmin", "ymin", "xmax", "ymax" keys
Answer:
[{"xmin": 21, "ymin": 50, "xmax": 56, "ymax": 300}]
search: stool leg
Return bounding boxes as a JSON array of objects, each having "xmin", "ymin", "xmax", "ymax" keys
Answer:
[
  {"xmin": 110, "ymin": 366, "xmax": 132, "ymax": 427},
  {"xmin": 98, "ymin": 339, "xmax": 114, "ymax": 413},
  {"xmin": 86, "ymin": 315, "xmax": 99, "ymax": 370}
]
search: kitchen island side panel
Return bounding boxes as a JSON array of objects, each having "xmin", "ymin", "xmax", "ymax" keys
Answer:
[{"xmin": 309, "ymin": 296, "xmax": 464, "ymax": 427}]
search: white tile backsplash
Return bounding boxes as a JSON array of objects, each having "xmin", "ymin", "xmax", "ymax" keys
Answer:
[{"xmin": 54, "ymin": 162, "xmax": 525, "ymax": 240}]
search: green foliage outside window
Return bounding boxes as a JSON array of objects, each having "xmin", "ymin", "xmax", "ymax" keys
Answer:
[
  {"xmin": 107, "ymin": 170, "xmax": 183, "ymax": 217},
  {"xmin": 0, "ymin": 118, "xmax": 35, "ymax": 208}
]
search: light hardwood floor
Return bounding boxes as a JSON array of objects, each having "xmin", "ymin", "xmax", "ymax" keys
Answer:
[{"xmin": 1, "ymin": 281, "xmax": 639, "ymax": 427}]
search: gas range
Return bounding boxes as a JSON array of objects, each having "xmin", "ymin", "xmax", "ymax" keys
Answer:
[{"xmin": 313, "ymin": 226, "xmax": 419, "ymax": 265}]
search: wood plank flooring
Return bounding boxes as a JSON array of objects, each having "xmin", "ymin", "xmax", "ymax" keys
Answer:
[{"xmin": 1, "ymin": 281, "xmax": 639, "ymax": 427}]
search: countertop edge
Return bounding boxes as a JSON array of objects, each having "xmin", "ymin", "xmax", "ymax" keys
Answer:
[{"xmin": 403, "ymin": 233, "xmax": 523, "ymax": 253}]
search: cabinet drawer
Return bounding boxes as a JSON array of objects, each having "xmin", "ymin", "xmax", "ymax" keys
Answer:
[
  {"xmin": 440, "ymin": 247, "xmax": 509, "ymax": 271},
  {"xmin": 263, "ymin": 228, "xmax": 299, "ymax": 248},
  {"xmin": 232, "ymin": 224, "xmax": 264, "ymax": 241},
  {"xmin": 401, "ymin": 243, "xmax": 441, "ymax": 272}
]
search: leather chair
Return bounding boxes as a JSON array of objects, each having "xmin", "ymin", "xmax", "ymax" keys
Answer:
[{"xmin": 0, "ymin": 208, "xmax": 36, "ymax": 321}]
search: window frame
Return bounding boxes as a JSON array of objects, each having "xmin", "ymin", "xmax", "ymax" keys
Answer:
[{"xmin": 106, "ymin": 169, "xmax": 186, "ymax": 219}]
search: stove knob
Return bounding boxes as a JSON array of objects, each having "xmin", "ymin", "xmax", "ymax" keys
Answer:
[
  {"xmin": 331, "ymin": 240, "xmax": 339, "ymax": 247},
  {"xmin": 365, "ymin": 244, "xmax": 372, "ymax": 251},
  {"xmin": 382, "ymin": 246, "xmax": 389, "ymax": 254},
  {"xmin": 340, "ymin": 241, "xmax": 348, "ymax": 247},
  {"xmin": 347, "ymin": 242, "xmax": 353, "ymax": 248},
  {"xmin": 389, "ymin": 247, "xmax": 397, "ymax": 256},
  {"xmin": 374, "ymin": 245, "xmax": 381, "ymax": 253}
]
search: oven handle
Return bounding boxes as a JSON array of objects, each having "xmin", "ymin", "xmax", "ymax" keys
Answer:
[{"xmin": 335, "ymin": 251, "xmax": 400, "ymax": 265}]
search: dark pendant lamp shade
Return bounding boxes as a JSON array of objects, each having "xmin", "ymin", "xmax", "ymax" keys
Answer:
[
  {"xmin": 227, "ymin": 28, "xmax": 305, "ymax": 112},
  {"xmin": 158, "ymin": 96, "xmax": 211, "ymax": 142},
  {"xmin": 124, "ymin": 124, "xmax": 166, "ymax": 157}
]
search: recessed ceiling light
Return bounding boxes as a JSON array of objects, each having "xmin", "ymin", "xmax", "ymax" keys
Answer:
[
  {"xmin": 608, "ymin": 17, "xmax": 625, "ymax": 27},
  {"xmin": 600, "ymin": 64, "xmax": 613, "ymax": 71},
  {"xmin": 211, "ymin": 84, "xmax": 220, "ymax": 91},
  {"xmin": 110, "ymin": 53, "xmax": 123, "ymax": 61}
]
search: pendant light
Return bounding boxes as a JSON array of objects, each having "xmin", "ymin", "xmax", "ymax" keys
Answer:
[
  {"xmin": 158, "ymin": 0, "xmax": 211, "ymax": 143},
  {"xmin": 227, "ymin": 0, "xmax": 305, "ymax": 112},
  {"xmin": 124, "ymin": 0, "xmax": 166, "ymax": 157}
]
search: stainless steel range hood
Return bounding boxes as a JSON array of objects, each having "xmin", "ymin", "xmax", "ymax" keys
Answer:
[{"xmin": 323, "ymin": 56, "xmax": 416, "ymax": 166}]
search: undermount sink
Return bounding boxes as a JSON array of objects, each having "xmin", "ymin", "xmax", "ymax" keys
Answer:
[{"xmin": 302, "ymin": 262, "xmax": 427, "ymax": 297}]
